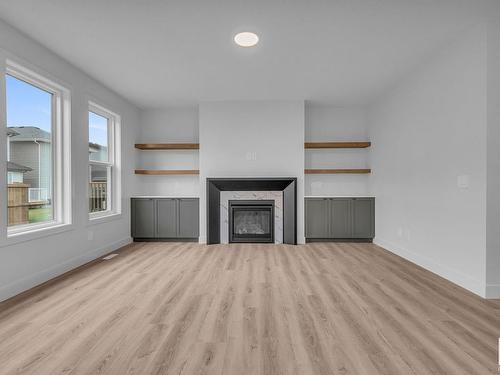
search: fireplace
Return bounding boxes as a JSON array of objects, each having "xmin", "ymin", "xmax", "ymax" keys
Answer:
[
  {"xmin": 206, "ymin": 178, "xmax": 297, "ymax": 245},
  {"xmin": 229, "ymin": 200, "xmax": 274, "ymax": 243}
]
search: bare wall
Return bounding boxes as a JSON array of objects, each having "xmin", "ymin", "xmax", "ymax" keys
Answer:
[
  {"xmin": 486, "ymin": 18, "xmax": 500, "ymax": 298},
  {"xmin": 368, "ymin": 26, "xmax": 488, "ymax": 296}
]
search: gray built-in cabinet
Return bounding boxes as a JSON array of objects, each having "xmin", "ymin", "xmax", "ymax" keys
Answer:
[
  {"xmin": 305, "ymin": 197, "xmax": 374, "ymax": 241},
  {"xmin": 131, "ymin": 198, "xmax": 199, "ymax": 240}
]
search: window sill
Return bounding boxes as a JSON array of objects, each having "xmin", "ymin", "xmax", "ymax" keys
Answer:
[
  {"xmin": 1, "ymin": 222, "xmax": 74, "ymax": 248},
  {"xmin": 87, "ymin": 212, "xmax": 122, "ymax": 226}
]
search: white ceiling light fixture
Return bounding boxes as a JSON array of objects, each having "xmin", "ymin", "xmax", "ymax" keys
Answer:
[{"xmin": 234, "ymin": 32, "xmax": 259, "ymax": 47}]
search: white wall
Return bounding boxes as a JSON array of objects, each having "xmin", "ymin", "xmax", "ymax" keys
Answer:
[
  {"xmin": 368, "ymin": 26, "xmax": 487, "ymax": 297},
  {"xmin": 305, "ymin": 105, "xmax": 370, "ymax": 196},
  {"xmin": 486, "ymin": 19, "xmax": 500, "ymax": 298},
  {"xmin": 134, "ymin": 107, "xmax": 199, "ymax": 197},
  {"xmin": 199, "ymin": 101, "xmax": 305, "ymax": 244},
  {"xmin": 0, "ymin": 20, "xmax": 140, "ymax": 302}
]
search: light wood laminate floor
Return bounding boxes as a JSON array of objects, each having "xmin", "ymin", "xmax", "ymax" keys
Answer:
[{"xmin": 0, "ymin": 242, "xmax": 499, "ymax": 375}]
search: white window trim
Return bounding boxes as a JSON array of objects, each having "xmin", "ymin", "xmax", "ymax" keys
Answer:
[
  {"xmin": 5, "ymin": 60, "xmax": 72, "ymax": 238},
  {"xmin": 88, "ymin": 101, "xmax": 121, "ymax": 221}
]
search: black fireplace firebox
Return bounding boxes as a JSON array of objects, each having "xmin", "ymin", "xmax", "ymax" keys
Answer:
[{"xmin": 229, "ymin": 200, "xmax": 274, "ymax": 243}]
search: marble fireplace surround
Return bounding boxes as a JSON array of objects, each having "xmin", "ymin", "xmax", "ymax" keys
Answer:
[
  {"xmin": 206, "ymin": 178, "xmax": 297, "ymax": 245},
  {"xmin": 220, "ymin": 191, "xmax": 283, "ymax": 244}
]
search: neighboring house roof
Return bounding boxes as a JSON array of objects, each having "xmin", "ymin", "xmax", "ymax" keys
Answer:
[
  {"xmin": 89, "ymin": 142, "xmax": 102, "ymax": 151},
  {"xmin": 6, "ymin": 128, "xmax": 20, "ymax": 137},
  {"xmin": 8, "ymin": 126, "xmax": 51, "ymax": 142},
  {"xmin": 7, "ymin": 161, "xmax": 32, "ymax": 173},
  {"xmin": 89, "ymin": 142, "xmax": 107, "ymax": 150},
  {"xmin": 8, "ymin": 127, "xmax": 105, "ymax": 153},
  {"xmin": 88, "ymin": 142, "xmax": 108, "ymax": 158}
]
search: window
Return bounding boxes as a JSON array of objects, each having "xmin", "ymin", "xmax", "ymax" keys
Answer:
[
  {"xmin": 88, "ymin": 102, "xmax": 120, "ymax": 219},
  {"xmin": 5, "ymin": 61, "xmax": 71, "ymax": 235}
]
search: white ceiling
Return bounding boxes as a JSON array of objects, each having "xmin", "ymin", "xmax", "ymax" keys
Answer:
[{"xmin": 0, "ymin": 0, "xmax": 490, "ymax": 108}]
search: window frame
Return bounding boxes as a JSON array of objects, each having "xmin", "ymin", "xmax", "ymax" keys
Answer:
[
  {"xmin": 88, "ymin": 101, "xmax": 121, "ymax": 221},
  {"xmin": 5, "ymin": 60, "xmax": 72, "ymax": 238}
]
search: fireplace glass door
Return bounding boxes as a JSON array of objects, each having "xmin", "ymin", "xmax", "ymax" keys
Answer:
[{"xmin": 229, "ymin": 200, "xmax": 274, "ymax": 243}]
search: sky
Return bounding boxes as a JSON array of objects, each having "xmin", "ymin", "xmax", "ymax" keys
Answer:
[
  {"xmin": 6, "ymin": 74, "xmax": 51, "ymax": 132},
  {"xmin": 6, "ymin": 74, "xmax": 108, "ymax": 146},
  {"xmin": 88, "ymin": 111, "xmax": 108, "ymax": 147}
]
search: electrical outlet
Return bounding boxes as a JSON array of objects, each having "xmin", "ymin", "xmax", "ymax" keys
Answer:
[
  {"xmin": 87, "ymin": 230, "xmax": 94, "ymax": 241},
  {"xmin": 457, "ymin": 174, "xmax": 470, "ymax": 189},
  {"xmin": 397, "ymin": 227, "xmax": 403, "ymax": 238},
  {"xmin": 245, "ymin": 151, "xmax": 257, "ymax": 161}
]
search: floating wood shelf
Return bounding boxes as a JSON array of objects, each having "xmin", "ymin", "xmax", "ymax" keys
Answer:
[
  {"xmin": 305, "ymin": 168, "xmax": 371, "ymax": 174},
  {"xmin": 135, "ymin": 143, "xmax": 199, "ymax": 150},
  {"xmin": 305, "ymin": 142, "xmax": 371, "ymax": 149},
  {"xmin": 135, "ymin": 169, "xmax": 200, "ymax": 175}
]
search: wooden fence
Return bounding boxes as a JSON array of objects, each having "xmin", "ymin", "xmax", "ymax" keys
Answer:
[
  {"xmin": 8, "ymin": 184, "xmax": 30, "ymax": 226},
  {"xmin": 8, "ymin": 182, "xmax": 107, "ymax": 225},
  {"xmin": 89, "ymin": 182, "xmax": 107, "ymax": 212}
]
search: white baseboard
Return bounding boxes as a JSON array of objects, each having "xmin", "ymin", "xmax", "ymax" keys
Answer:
[
  {"xmin": 0, "ymin": 237, "xmax": 132, "ymax": 303},
  {"xmin": 374, "ymin": 237, "xmax": 486, "ymax": 298},
  {"xmin": 485, "ymin": 284, "xmax": 500, "ymax": 299}
]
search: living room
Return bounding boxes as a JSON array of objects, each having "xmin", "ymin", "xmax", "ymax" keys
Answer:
[{"xmin": 0, "ymin": 1, "xmax": 499, "ymax": 374}]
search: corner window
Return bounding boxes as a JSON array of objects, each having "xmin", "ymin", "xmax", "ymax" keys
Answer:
[
  {"xmin": 5, "ymin": 62, "xmax": 71, "ymax": 236},
  {"xmin": 88, "ymin": 102, "xmax": 120, "ymax": 219}
]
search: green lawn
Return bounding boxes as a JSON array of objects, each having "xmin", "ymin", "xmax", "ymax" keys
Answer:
[{"xmin": 28, "ymin": 207, "xmax": 52, "ymax": 223}]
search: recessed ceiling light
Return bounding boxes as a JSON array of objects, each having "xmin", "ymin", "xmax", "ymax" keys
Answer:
[{"xmin": 234, "ymin": 32, "xmax": 259, "ymax": 47}]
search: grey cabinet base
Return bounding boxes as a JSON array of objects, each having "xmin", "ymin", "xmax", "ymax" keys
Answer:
[
  {"xmin": 306, "ymin": 238, "xmax": 373, "ymax": 243},
  {"xmin": 305, "ymin": 197, "xmax": 375, "ymax": 242},
  {"xmin": 131, "ymin": 198, "xmax": 199, "ymax": 241}
]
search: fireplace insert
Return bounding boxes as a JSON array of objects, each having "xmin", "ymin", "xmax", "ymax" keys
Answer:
[{"xmin": 229, "ymin": 200, "xmax": 274, "ymax": 243}]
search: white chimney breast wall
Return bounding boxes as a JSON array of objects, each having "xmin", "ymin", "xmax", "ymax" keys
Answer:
[{"xmin": 199, "ymin": 100, "xmax": 305, "ymax": 244}]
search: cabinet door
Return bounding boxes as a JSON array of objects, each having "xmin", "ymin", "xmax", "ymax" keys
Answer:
[
  {"xmin": 352, "ymin": 198, "xmax": 374, "ymax": 238},
  {"xmin": 330, "ymin": 199, "xmax": 352, "ymax": 238},
  {"xmin": 178, "ymin": 199, "xmax": 199, "ymax": 238},
  {"xmin": 305, "ymin": 198, "xmax": 330, "ymax": 238},
  {"xmin": 156, "ymin": 199, "xmax": 178, "ymax": 238},
  {"xmin": 132, "ymin": 199, "xmax": 155, "ymax": 238}
]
